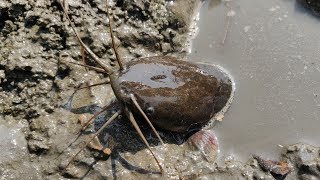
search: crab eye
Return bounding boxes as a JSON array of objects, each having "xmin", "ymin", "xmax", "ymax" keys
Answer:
[{"xmin": 146, "ymin": 106, "xmax": 155, "ymax": 115}]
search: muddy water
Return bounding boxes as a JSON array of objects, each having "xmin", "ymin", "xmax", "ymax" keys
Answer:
[{"xmin": 190, "ymin": 0, "xmax": 320, "ymax": 160}]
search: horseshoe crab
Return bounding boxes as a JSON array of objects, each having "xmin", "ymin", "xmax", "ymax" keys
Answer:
[{"xmin": 59, "ymin": 2, "xmax": 235, "ymax": 173}]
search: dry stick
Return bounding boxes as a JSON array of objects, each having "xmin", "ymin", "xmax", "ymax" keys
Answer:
[
  {"xmin": 130, "ymin": 94, "xmax": 164, "ymax": 145},
  {"xmin": 65, "ymin": 110, "xmax": 121, "ymax": 169},
  {"xmin": 60, "ymin": 2, "xmax": 113, "ymax": 74},
  {"xmin": 126, "ymin": 108, "xmax": 163, "ymax": 173},
  {"xmin": 106, "ymin": 6, "xmax": 125, "ymax": 70}
]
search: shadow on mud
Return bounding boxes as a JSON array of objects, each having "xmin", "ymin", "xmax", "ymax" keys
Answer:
[{"xmin": 62, "ymin": 91, "xmax": 201, "ymax": 177}]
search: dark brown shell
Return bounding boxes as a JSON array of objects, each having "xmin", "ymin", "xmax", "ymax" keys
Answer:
[{"xmin": 118, "ymin": 56, "xmax": 234, "ymax": 132}]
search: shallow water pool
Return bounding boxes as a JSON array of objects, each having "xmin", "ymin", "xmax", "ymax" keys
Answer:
[{"xmin": 190, "ymin": 0, "xmax": 320, "ymax": 161}]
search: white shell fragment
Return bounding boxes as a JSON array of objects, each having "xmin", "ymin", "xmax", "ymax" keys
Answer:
[{"xmin": 187, "ymin": 130, "xmax": 219, "ymax": 162}]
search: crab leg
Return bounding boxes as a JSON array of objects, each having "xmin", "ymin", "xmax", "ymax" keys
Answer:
[
  {"xmin": 59, "ymin": 58, "xmax": 108, "ymax": 74},
  {"xmin": 125, "ymin": 107, "xmax": 163, "ymax": 173},
  {"xmin": 80, "ymin": 46, "xmax": 88, "ymax": 71},
  {"xmin": 106, "ymin": 6, "xmax": 125, "ymax": 70},
  {"xmin": 130, "ymin": 94, "xmax": 164, "ymax": 145},
  {"xmin": 75, "ymin": 81, "xmax": 110, "ymax": 91},
  {"xmin": 65, "ymin": 110, "xmax": 121, "ymax": 169},
  {"xmin": 80, "ymin": 98, "xmax": 116, "ymax": 131},
  {"xmin": 59, "ymin": 2, "xmax": 113, "ymax": 74}
]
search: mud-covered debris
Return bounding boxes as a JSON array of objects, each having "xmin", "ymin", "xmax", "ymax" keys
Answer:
[
  {"xmin": 282, "ymin": 143, "xmax": 320, "ymax": 179},
  {"xmin": 167, "ymin": 0, "xmax": 201, "ymax": 33},
  {"xmin": 62, "ymin": 165, "xmax": 89, "ymax": 179},
  {"xmin": 0, "ymin": 70, "xmax": 5, "ymax": 83},
  {"xmin": 253, "ymin": 154, "xmax": 292, "ymax": 180},
  {"xmin": 77, "ymin": 114, "xmax": 87, "ymax": 125},
  {"xmin": 26, "ymin": 131, "xmax": 51, "ymax": 153}
]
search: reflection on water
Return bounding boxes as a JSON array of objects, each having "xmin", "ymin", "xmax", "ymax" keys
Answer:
[{"xmin": 190, "ymin": 0, "xmax": 320, "ymax": 160}]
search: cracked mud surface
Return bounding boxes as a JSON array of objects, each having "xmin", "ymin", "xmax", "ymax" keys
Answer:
[{"xmin": 1, "ymin": 0, "xmax": 320, "ymax": 179}]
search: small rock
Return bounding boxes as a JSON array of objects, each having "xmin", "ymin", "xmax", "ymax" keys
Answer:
[
  {"xmin": 160, "ymin": 42, "xmax": 172, "ymax": 52},
  {"xmin": 63, "ymin": 165, "xmax": 88, "ymax": 179},
  {"xmin": 27, "ymin": 139, "xmax": 50, "ymax": 153},
  {"xmin": 253, "ymin": 154, "xmax": 292, "ymax": 180},
  {"xmin": 283, "ymin": 143, "xmax": 320, "ymax": 179},
  {"xmin": 26, "ymin": 131, "xmax": 51, "ymax": 153}
]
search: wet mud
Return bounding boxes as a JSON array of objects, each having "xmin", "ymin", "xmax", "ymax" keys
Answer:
[{"xmin": 1, "ymin": 0, "xmax": 320, "ymax": 179}]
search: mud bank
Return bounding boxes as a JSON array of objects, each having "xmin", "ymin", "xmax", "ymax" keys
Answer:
[{"xmin": 1, "ymin": 0, "xmax": 320, "ymax": 179}]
